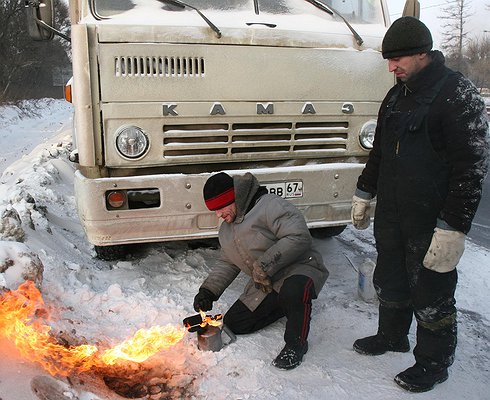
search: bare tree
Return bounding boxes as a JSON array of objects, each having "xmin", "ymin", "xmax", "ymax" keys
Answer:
[
  {"xmin": 464, "ymin": 35, "xmax": 490, "ymax": 90},
  {"xmin": 54, "ymin": 0, "xmax": 72, "ymax": 59},
  {"xmin": 0, "ymin": 0, "xmax": 71, "ymax": 104},
  {"xmin": 438, "ymin": 0, "xmax": 474, "ymax": 72}
]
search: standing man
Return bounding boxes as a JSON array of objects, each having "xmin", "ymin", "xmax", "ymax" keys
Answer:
[
  {"xmin": 193, "ymin": 171, "xmax": 328, "ymax": 370},
  {"xmin": 350, "ymin": 17, "xmax": 489, "ymax": 392}
]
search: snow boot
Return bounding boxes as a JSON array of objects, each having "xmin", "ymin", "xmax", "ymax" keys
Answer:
[
  {"xmin": 272, "ymin": 342, "xmax": 308, "ymax": 370},
  {"xmin": 353, "ymin": 334, "xmax": 410, "ymax": 356},
  {"xmin": 394, "ymin": 363, "xmax": 448, "ymax": 392}
]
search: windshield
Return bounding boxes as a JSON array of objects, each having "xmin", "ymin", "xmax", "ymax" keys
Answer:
[{"xmin": 93, "ymin": 0, "xmax": 384, "ymax": 24}]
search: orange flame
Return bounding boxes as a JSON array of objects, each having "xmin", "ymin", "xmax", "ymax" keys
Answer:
[
  {"xmin": 199, "ymin": 310, "xmax": 223, "ymax": 328},
  {"xmin": 100, "ymin": 325, "xmax": 185, "ymax": 365},
  {"xmin": 0, "ymin": 281, "xmax": 186, "ymax": 376}
]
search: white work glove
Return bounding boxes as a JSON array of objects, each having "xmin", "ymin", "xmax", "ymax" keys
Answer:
[
  {"xmin": 351, "ymin": 195, "xmax": 371, "ymax": 230},
  {"xmin": 423, "ymin": 228, "xmax": 466, "ymax": 273}
]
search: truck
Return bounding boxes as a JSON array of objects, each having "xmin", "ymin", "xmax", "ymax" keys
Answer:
[{"xmin": 26, "ymin": 0, "xmax": 419, "ymax": 259}]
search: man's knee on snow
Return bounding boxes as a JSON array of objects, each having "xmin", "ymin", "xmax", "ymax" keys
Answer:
[{"xmin": 223, "ymin": 300, "xmax": 257, "ymax": 334}]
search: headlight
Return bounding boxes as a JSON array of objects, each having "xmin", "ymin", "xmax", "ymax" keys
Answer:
[
  {"xmin": 115, "ymin": 126, "xmax": 149, "ymax": 159},
  {"xmin": 359, "ymin": 119, "xmax": 377, "ymax": 150}
]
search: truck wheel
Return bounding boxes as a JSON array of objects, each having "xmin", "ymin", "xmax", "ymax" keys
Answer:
[
  {"xmin": 188, "ymin": 238, "xmax": 220, "ymax": 249},
  {"xmin": 94, "ymin": 245, "xmax": 127, "ymax": 261},
  {"xmin": 310, "ymin": 225, "xmax": 347, "ymax": 239}
]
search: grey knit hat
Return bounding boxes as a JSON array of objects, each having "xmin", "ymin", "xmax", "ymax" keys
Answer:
[{"xmin": 382, "ymin": 17, "xmax": 432, "ymax": 59}]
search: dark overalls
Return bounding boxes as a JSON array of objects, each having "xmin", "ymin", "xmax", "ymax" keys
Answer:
[{"xmin": 373, "ymin": 73, "xmax": 458, "ymax": 372}]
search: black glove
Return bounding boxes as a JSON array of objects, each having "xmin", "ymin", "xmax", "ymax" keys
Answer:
[{"xmin": 193, "ymin": 288, "xmax": 216, "ymax": 312}]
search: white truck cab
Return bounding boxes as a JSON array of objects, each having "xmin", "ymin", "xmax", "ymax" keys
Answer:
[{"xmin": 27, "ymin": 0, "xmax": 420, "ymax": 258}]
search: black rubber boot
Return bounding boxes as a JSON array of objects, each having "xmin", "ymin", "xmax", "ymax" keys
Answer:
[
  {"xmin": 272, "ymin": 342, "xmax": 308, "ymax": 370},
  {"xmin": 394, "ymin": 363, "xmax": 448, "ymax": 392},
  {"xmin": 353, "ymin": 334, "xmax": 410, "ymax": 356}
]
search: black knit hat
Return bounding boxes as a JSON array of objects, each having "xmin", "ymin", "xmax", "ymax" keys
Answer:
[
  {"xmin": 203, "ymin": 172, "xmax": 235, "ymax": 211},
  {"xmin": 382, "ymin": 17, "xmax": 432, "ymax": 59}
]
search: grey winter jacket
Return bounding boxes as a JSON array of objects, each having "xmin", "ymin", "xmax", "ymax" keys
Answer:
[{"xmin": 201, "ymin": 173, "xmax": 328, "ymax": 311}]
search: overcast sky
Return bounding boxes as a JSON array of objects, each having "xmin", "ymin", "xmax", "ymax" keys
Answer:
[{"xmin": 388, "ymin": 0, "xmax": 489, "ymax": 49}]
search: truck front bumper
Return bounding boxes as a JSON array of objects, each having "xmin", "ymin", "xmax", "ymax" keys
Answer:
[{"xmin": 74, "ymin": 163, "xmax": 364, "ymax": 246}]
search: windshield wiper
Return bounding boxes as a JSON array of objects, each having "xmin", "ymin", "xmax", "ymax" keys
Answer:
[
  {"xmin": 305, "ymin": 0, "xmax": 363, "ymax": 46},
  {"xmin": 157, "ymin": 0, "xmax": 222, "ymax": 38}
]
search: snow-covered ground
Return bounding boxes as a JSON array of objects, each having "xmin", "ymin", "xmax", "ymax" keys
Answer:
[
  {"xmin": 0, "ymin": 100, "xmax": 489, "ymax": 400},
  {"xmin": 0, "ymin": 99, "xmax": 74, "ymax": 175}
]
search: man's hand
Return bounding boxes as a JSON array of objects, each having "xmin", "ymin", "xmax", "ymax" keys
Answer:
[
  {"xmin": 423, "ymin": 228, "xmax": 466, "ymax": 273},
  {"xmin": 193, "ymin": 288, "xmax": 216, "ymax": 312},
  {"xmin": 351, "ymin": 195, "xmax": 371, "ymax": 230},
  {"xmin": 252, "ymin": 261, "xmax": 273, "ymax": 294}
]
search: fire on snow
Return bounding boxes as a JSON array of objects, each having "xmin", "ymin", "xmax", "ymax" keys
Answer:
[{"xmin": 0, "ymin": 281, "xmax": 186, "ymax": 376}]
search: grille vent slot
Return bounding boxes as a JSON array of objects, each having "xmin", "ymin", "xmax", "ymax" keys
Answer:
[
  {"xmin": 162, "ymin": 121, "xmax": 348, "ymax": 161},
  {"xmin": 115, "ymin": 56, "xmax": 205, "ymax": 77}
]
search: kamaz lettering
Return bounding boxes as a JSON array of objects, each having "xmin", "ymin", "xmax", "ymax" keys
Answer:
[{"xmin": 166, "ymin": 102, "xmax": 321, "ymax": 116}]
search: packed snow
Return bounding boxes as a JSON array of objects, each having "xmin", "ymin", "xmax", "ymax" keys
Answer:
[
  {"xmin": 0, "ymin": 100, "xmax": 489, "ymax": 399},
  {"xmin": 0, "ymin": 99, "xmax": 73, "ymax": 176}
]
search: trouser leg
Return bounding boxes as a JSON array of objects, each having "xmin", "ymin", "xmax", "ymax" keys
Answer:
[
  {"xmin": 278, "ymin": 275, "xmax": 315, "ymax": 346},
  {"xmin": 374, "ymin": 219, "xmax": 413, "ymax": 341},
  {"xmin": 223, "ymin": 291, "xmax": 284, "ymax": 334},
  {"xmin": 374, "ymin": 222, "xmax": 458, "ymax": 369},
  {"xmin": 406, "ymin": 233, "xmax": 458, "ymax": 370},
  {"xmin": 378, "ymin": 300, "xmax": 413, "ymax": 341},
  {"xmin": 414, "ymin": 311, "xmax": 457, "ymax": 371},
  {"xmin": 223, "ymin": 275, "xmax": 316, "ymax": 347}
]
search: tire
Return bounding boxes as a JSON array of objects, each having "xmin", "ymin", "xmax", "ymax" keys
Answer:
[
  {"xmin": 310, "ymin": 225, "xmax": 347, "ymax": 239},
  {"xmin": 187, "ymin": 238, "xmax": 220, "ymax": 250},
  {"xmin": 94, "ymin": 244, "xmax": 127, "ymax": 261}
]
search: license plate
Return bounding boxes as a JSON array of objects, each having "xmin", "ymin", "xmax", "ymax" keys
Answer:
[{"xmin": 264, "ymin": 180, "xmax": 303, "ymax": 198}]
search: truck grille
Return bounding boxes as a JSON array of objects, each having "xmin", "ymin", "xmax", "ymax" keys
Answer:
[
  {"xmin": 114, "ymin": 56, "xmax": 205, "ymax": 77},
  {"xmin": 162, "ymin": 121, "xmax": 348, "ymax": 162}
]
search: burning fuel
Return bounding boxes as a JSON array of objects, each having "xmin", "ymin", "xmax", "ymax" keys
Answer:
[
  {"xmin": 0, "ymin": 281, "xmax": 186, "ymax": 377},
  {"xmin": 182, "ymin": 311, "xmax": 223, "ymax": 333},
  {"xmin": 101, "ymin": 324, "xmax": 185, "ymax": 365},
  {"xmin": 182, "ymin": 311, "xmax": 236, "ymax": 353}
]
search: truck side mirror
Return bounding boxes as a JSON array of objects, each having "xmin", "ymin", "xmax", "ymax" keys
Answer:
[
  {"xmin": 402, "ymin": 0, "xmax": 420, "ymax": 18},
  {"xmin": 25, "ymin": 0, "xmax": 55, "ymax": 41}
]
